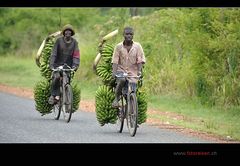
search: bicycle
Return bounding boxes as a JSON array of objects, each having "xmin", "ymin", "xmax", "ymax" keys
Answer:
[
  {"xmin": 115, "ymin": 72, "xmax": 141, "ymax": 137},
  {"xmin": 51, "ymin": 64, "xmax": 75, "ymax": 123}
]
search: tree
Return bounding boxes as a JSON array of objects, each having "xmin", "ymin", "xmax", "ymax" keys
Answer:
[{"xmin": 130, "ymin": 8, "xmax": 139, "ymax": 17}]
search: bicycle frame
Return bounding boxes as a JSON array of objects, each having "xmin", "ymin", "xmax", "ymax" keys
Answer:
[
  {"xmin": 115, "ymin": 72, "xmax": 140, "ymax": 136},
  {"xmin": 52, "ymin": 64, "xmax": 75, "ymax": 122}
]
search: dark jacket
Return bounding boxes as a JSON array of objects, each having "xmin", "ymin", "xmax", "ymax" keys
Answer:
[{"xmin": 50, "ymin": 36, "xmax": 80, "ymax": 69}]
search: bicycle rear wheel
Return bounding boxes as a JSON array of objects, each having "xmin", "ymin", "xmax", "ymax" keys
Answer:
[
  {"xmin": 116, "ymin": 96, "xmax": 125, "ymax": 133},
  {"xmin": 126, "ymin": 93, "xmax": 138, "ymax": 137},
  {"xmin": 62, "ymin": 84, "xmax": 73, "ymax": 123}
]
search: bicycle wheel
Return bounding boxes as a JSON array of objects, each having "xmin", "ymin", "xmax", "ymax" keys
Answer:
[
  {"xmin": 53, "ymin": 100, "xmax": 61, "ymax": 120},
  {"xmin": 53, "ymin": 87, "xmax": 62, "ymax": 120},
  {"xmin": 62, "ymin": 84, "xmax": 73, "ymax": 123},
  {"xmin": 126, "ymin": 93, "xmax": 138, "ymax": 137},
  {"xmin": 116, "ymin": 96, "xmax": 125, "ymax": 133}
]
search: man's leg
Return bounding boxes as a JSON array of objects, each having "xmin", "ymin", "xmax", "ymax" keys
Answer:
[
  {"xmin": 129, "ymin": 82, "xmax": 137, "ymax": 93},
  {"xmin": 112, "ymin": 78, "xmax": 126, "ymax": 108},
  {"xmin": 49, "ymin": 71, "xmax": 60, "ymax": 104}
]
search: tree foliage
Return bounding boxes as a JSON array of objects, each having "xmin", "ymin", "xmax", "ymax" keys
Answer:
[{"xmin": 2, "ymin": 8, "xmax": 240, "ymax": 107}]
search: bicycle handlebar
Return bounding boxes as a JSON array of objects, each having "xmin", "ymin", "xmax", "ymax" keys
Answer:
[
  {"xmin": 115, "ymin": 73, "xmax": 141, "ymax": 79},
  {"xmin": 52, "ymin": 64, "xmax": 75, "ymax": 72}
]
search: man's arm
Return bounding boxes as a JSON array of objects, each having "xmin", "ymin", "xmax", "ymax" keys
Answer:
[
  {"xmin": 136, "ymin": 43, "xmax": 146, "ymax": 76},
  {"xmin": 111, "ymin": 45, "xmax": 120, "ymax": 78},
  {"xmin": 112, "ymin": 63, "xmax": 118, "ymax": 78},
  {"xmin": 136, "ymin": 43, "xmax": 146, "ymax": 64},
  {"xmin": 50, "ymin": 39, "xmax": 59, "ymax": 69},
  {"xmin": 137, "ymin": 63, "xmax": 143, "ymax": 76},
  {"xmin": 72, "ymin": 40, "xmax": 80, "ymax": 71}
]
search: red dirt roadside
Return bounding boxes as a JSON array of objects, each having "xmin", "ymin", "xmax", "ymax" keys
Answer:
[{"xmin": 0, "ymin": 83, "xmax": 239, "ymax": 143}]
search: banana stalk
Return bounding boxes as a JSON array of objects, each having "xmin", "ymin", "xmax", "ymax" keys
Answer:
[
  {"xmin": 35, "ymin": 31, "xmax": 61, "ymax": 67},
  {"xmin": 93, "ymin": 53, "xmax": 101, "ymax": 72},
  {"xmin": 102, "ymin": 29, "xmax": 118, "ymax": 41},
  {"xmin": 49, "ymin": 31, "xmax": 61, "ymax": 38},
  {"xmin": 36, "ymin": 39, "xmax": 46, "ymax": 67},
  {"xmin": 93, "ymin": 29, "xmax": 118, "ymax": 71}
]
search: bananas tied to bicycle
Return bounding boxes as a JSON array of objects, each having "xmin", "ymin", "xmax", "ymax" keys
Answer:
[
  {"xmin": 94, "ymin": 29, "xmax": 148, "ymax": 126},
  {"xmin": 34, "ymin": 32, "xmax": 81, "ymax": 116}
]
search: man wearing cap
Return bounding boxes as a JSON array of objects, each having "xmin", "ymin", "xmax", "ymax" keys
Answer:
[{"xmin": 48, "ymin": 24, "xmax": 80, "ymax": 104}]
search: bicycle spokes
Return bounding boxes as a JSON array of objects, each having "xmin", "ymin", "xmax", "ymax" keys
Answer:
[
  {"xmin": 116, "ymin": 97, "xmax": 125, "ymax": 133},
  {"xmin": 62, "ymin": 84, "xmax": 73, "ymax": 123},
  {"xmin": 53, "ymin": 99, "xmax": 61, "ymax": 120},
  {"xmin": 126, "ymin": 93, "xmax": 138, "ymax": 137}
]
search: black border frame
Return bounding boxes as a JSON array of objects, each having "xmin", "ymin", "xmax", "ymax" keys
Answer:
[{"xmin": 0, "ymin": 0, "xmax": 239, "ymax": 7}]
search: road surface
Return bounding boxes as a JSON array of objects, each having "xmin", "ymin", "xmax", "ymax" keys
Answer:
[{"xmin": 0, "ymin": 92, "xmax": 212, "ymax": 143}]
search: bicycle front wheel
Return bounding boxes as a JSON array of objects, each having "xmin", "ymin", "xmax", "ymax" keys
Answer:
[
  {"xmin": 116, "ymin": 96, "xmax": 125, "ymax": 133},
  {"xmin": 62, "ymin": 84, "xmax": 73, "ymax": 123},
  {"xmin": 53, "ymin": 87, "xmax": 62, "ymax": 120},
  {"xmin": 126, "ymin": 93, "xmax": 138, "ymax": 137},
  {"xmin": 53, "ymin": 100, "xmax": 61, "ymax": 120}
]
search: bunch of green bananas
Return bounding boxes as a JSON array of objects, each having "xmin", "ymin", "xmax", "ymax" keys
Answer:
[
  {"xmin": 95, "ymin": 43, "xmax": 148, "ymax": 126},
  {"xmin": 72, "ymin": 81, "xmax": 81, "ymax": 112},
  {"xmin": 95, "ymin": 85, "xmax": 117, "ymax": 126},
  {"xmin": 96, "ymin": 44, "xmax": 115, "ymax": 86},
  {"xmin": 34, "ymin": 80, "xmax": 81, "ymax": 115},
  {"xmin": 34, "ymin": 35, "xmax": 81, "ymax": 116},
  {"xmin": 39, "ymin": 37, "xmax": 55, "ymax": 81},
  {"xmin": 34, "ymin": 80, "xmax": 53, "ymax": 116},
  {"xmin": 137, "ymin": 90, "xmax": 148, "ymax": 124}
]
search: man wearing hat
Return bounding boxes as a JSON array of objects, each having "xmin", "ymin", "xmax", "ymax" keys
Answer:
[{"xmin": 48, "ymin": 24, "xmax": 80, "ymax": 104}]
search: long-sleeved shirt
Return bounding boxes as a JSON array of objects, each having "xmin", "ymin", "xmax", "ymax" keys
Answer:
[
  {"xmin": 111, "ymin": 41, "xmax": 146, "ymax": 83},
  {"xmin": 50, "ymin": 36, "xmax": 80, "ymax": 69}
]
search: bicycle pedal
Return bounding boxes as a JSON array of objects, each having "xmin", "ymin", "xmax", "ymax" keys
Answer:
[{"xmin": 117, "ymin": 112, "xmax": 123, "ymax": 118}]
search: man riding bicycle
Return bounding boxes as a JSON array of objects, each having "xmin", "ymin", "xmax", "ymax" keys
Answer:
[
  {"xmin": 111, "ymin": 27, "xmax": 146, "ymax": 108},
  {"xmin": 48, "ymin": 24, "xmax": 80, "ymax": 105}
]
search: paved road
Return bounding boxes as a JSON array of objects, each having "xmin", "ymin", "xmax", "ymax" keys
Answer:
[{"xmin": 0, "ymin": 92, "xmax": 212, "ymax": 143}]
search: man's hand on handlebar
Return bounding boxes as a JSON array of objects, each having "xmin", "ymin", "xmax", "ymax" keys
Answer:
[
  {"xmin": 137, "ymin": 71, "xmax": 142, "ymax": 77},
  {"xmin": 72, "ymin": 66, "xmax": 78, "ymax": 72},
  {"xmin": 50, "ymin": 65, "xmax": 55, "ymax": 71},
  {"xmin": 112, "ymin": 72, "xmax": 116, "ymax": 79}
]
